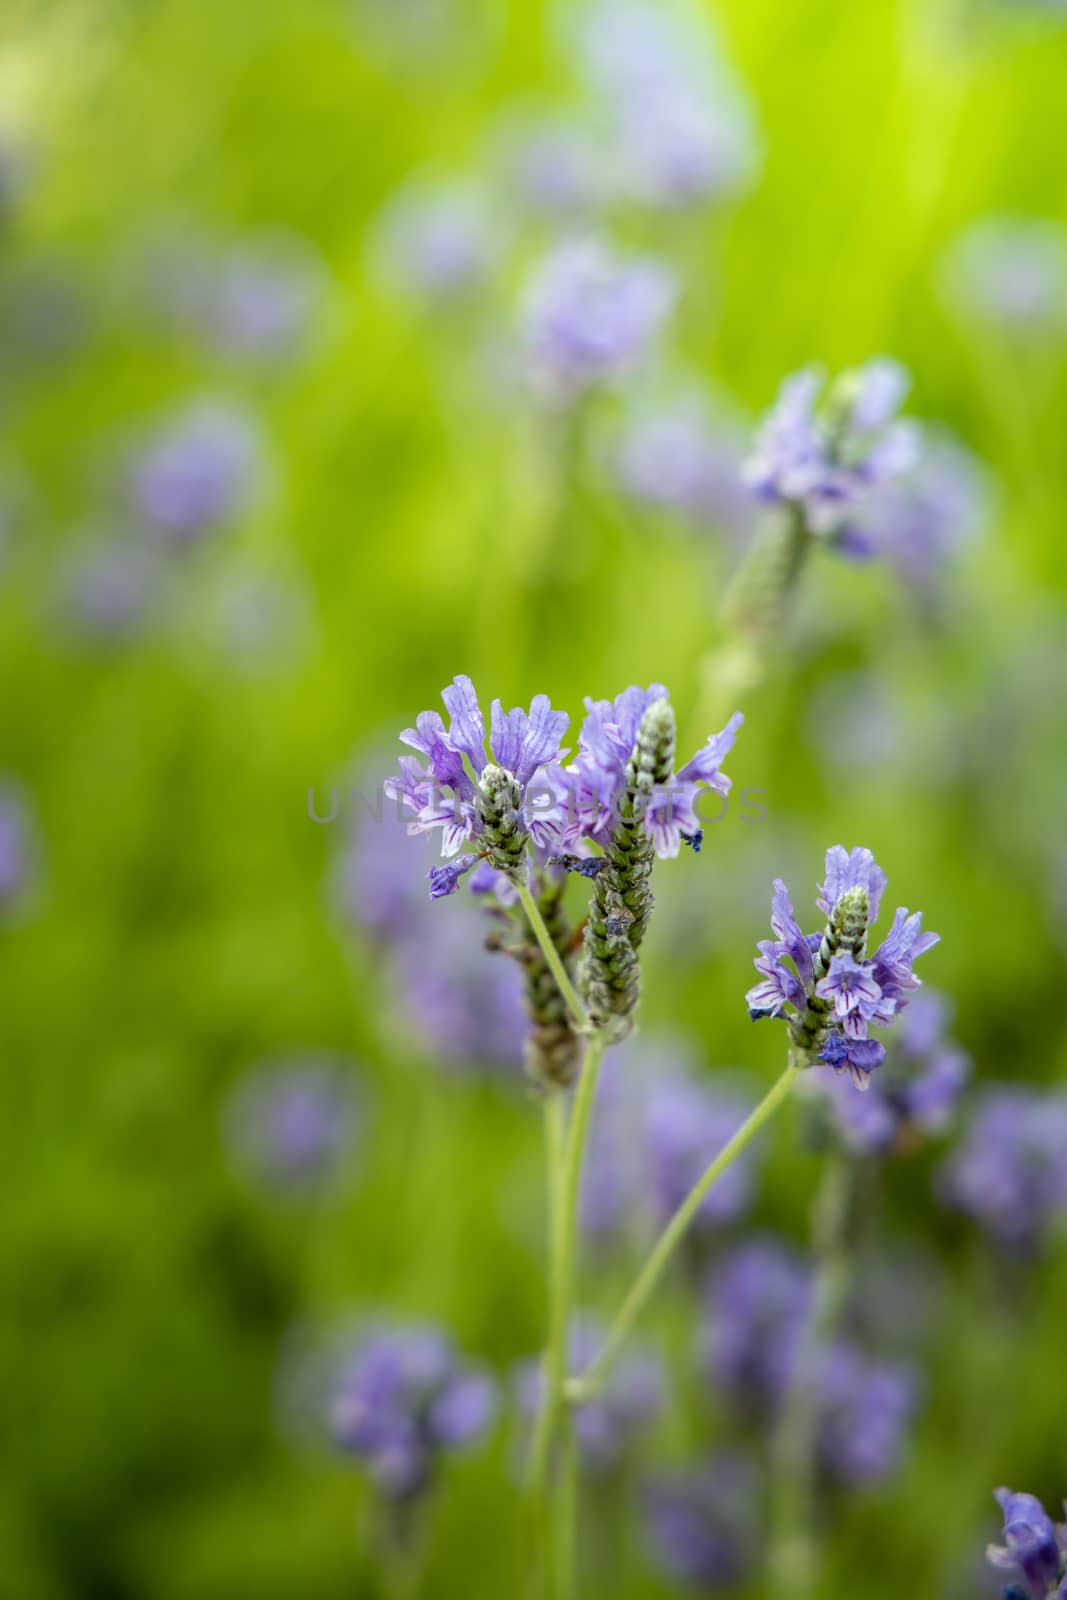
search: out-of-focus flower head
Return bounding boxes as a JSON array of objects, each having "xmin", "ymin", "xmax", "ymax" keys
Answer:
[
  {"xmin": 57, "ymin": 538, "xmax": 160, "ymax": 645},
  {"xmin": 746, "ymin": 845, "xmax": 939, "ymax": 1089},
  {"xmin": 986, "ymin": 1487, "xmax": 1067, "ymax": 1599},
  {"xmin": 224, "ymin": 1056, "xmax": 360, "ymax": 1196},
  {"xmin": 938, "ymin": 1085, "xmax": 1067, "ymax": 1252},
  {"xmin": 0, "ymin": 782, "xmax": 37, "ymax": 910},
  {"xmin": 582, "ymin": 1034, "xmax": 758, "ymax": 1240},
  {"xmin": 643, "ymin": 1453, "xmax": 759, "ymax": 1590},
  {"xmin": 815, "ymin": 1342, "xmax": 918, "ymax": 1484},
  {"xmin": 516, "ymin": 1315, "xmax": 663, "ymax": 1474},
  {"xmin": 848, "ymin": 435, "xmax": 991, "ymax": 591},
  {"xmin": 568, "ymin": 0, "xmax": 759, "ymax": 210},
  {"xmin": 744, "ymin": 359, "xmax": 922, "ymax": 553},
  {"xmin": 941, "ymin": 216, "xmax": 1067, "ymax": 334},
  {"xmin": 205, "ymin": 231, "xmax": 328, "ymax": 362},
  {"xmin": 494, "ymin": 110, "xmax": 607, "ymax": 217},
  {"xmin": 330, "ymin": 1321, "xmax": 496, "ymax": 1499},
  {"xmin": 614, "ymin": 394, "xmax": 755, "ymax": 537},
  {"xmin": 704, "ymin": 1237, "xmax": 812, "ymax": 1417},
  {"xmin": 373, "ymin": 179, "xmax": 501, "ymax": 305},
  {"xmin": 809, "ymin": 988, "xmax": 970, "ymax": 1155},
  {"xmin": 126, "ymin": 400, "xmax": 261, "ymax": 546},
  {"xmin": 521, "ymin": 237, "xmax": 676, "ymax": 399}
]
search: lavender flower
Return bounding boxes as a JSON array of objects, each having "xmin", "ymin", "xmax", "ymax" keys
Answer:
[
  {"xmin": 743, "ymin": 360, "xmax": 921, "ymax": 551},
  {"xmin": 810, "ymin": 989, "xmax": 971, "ymax": 1155},
  {"xmin": 521, "ymin": 237, "xmax": 675, "ymax": 398},
  {"xmin": 517, "ymin": 1317, "xmax": 663, "ymax": 1474},
  {"xmin": 987, "ymin": 1488, "xmax": 1067, "ymax": 1598},
  {"xmin": 560, "ymin": 688, "xmax": 741, "ymax": 1035},
  {"xmin": 330, "ymin": 1322, "xmax": 495, "ymax": 1499},
  {"xmin": 849, "ymin": 435, "xmax": 990, "ymax": 590},
  {"xmin": 746, "ymin": 845, "xmax": 939, "ymax": 1088},
  {"xmin": 704, "ymin": 1238, "xmax": 812, "ymax": 1417},
  {"xmin": 374, "ymin": 180, "xmax": 499, "ymax": 305},
  {"xmin": 942, "ymin": 216, "xmax": 1067, "ymax": 335},
  {"xmin": 569, "ymin": 0, "xmax": 758, "ymax": 210},
  {"xmin": 615, "ymin": 400, "xmax": 755, "ymax": 535},
  {"xmin": 224, "ymin": 1056, "xmax": 359, "ymax": 1195},
  {"xmin": 495, "ymin": 112, "xmax": 605, "ymax": 216},
  {"xmin": 643, "ymin": 1454, "xmax": 758, "ymax": 1590},
  {"xmin": 385, "ymin": 674, "xmax": 568, "ymax": 881},
  {"xmin": 815, "ymin": 1342, "xmax": 918, "ymax": 1484},
  {"xmin": 582, "ymin": 1035, "xmax": 757, "ymax": 1240},
  {"xmin": 0, "ymin": 783, "xmax": 35, "ymax": 909},
  {"xmin": 939, "ymin": 1085, "xmax": 1067, "ymax": 1252},
  {"xmin": 207, "ymin": 232, "xmax": 327, "ymax": 362},
  {"xmin": 127, "ymin": 401, "xmax": 260, "ymax": 545},
  {"xmin": 58, "ymin": 539, "xmax": 159, "ymax": 643}
]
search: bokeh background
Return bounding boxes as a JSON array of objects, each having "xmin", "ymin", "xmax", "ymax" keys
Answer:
[{"xmin": 3, "ymin": 0, "xmax": 1067, "ymax": 1596}]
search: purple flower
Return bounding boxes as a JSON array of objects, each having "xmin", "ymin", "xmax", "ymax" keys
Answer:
[
  {"xmin": 224, "ymin": 1057, "xmax": 359, "ymax": 1195},
  {"xmin": 58, "ymin": 539, "xmax": 159, "ymax": 643},
  {"xmin": 810, "ymin": 988, "xmax": 970, "ymax": 1155},
  {"xmin": 704, "ymin": 1238, "xmax": 812, "ymax": 1416},
  {"xmin": 496, "ymin": 113, "xmax": 606, "ymax": 216},
  {"xmin": 521, "ymin": 237, "xmax": 676, "ymax": 398},
  {"xmin": 427, "ymin": 854, "xmax": 479, "ymax": 899},
  {"xmin": 393, "ymin": 908, "xmax": 528, "ymax": 1074},
  {"xmin": 643, "ymin": 1454, "xmax": 758, "ymax": 1590},
  {"xmin": 615, "ymin": 400, "xmax": 755, "ymax": 535},
  {"xmin": 816, "ymin": 1342, "xmax": 918, "ymax": 1485},
  {"xmin": 330, "ymin": 1322, "xmax": 496, "ymax": 1499},
  {"xmin": 558, "ymin": 684, "xmax": 741, "ymax": 859},
  {"xmin": 942, "ymin": 216, "xmax": 1067, "ymax": 334},
  {"xmin": 385, "ymin": 675, "xmax": 569, "ymax": 867},
  {"xmin": 0, "ymin": 783, "xmax": 35, "ymax": 908},
  {"xmin": 851, "ymin": 435, "xmax": 990, "ymax": 593},
  {"xmin": 374, "ymin": 180, "xmax": 499, "ymax": 304},
  {"xmin": 987, "ymin": 1489, "xmax": 1067, "ymax": 1598},
  {"xmin": 127, "ymin": 401, "xmax": 260, "ymax": 544},
  {"xmin": 743, "ymin": 359, "xmax": 921, "ymax": 547},
  {"xmin": 208, "ymin": 232, "xmax": 326, "ymax": 362},
  {"xmin": 581, "ymin": 1035, "xmax": 758, "ymax": 1239},
  {"xmin": 517, "ymin": 1316, "xmax": 663, "ymax": 1474},
  {"xmin": 939, "ymin": 1086, "xmax": 1067, "ymax": 1252},
  {"xmin": 746, "ymin": 845, "xmax": 938, "ymax": 1089}
]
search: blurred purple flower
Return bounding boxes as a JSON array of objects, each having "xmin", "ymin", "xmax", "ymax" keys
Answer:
[
  {"xmin": 127, "ymin": 401, "xmax": 260, "ymax": 545},
  {"xmin": 207, "ymin": 233, "xmax": 327, "ymax": 361},
  {"xmin": 704, "ymin": 1237, "xmax": 812, "ymax": 1416},
  {"xmin": 743, "ymin": 360, "xmax": 921, "ymax": 550},
  {"xmin": 816, "ymin": 1342, "xmax": 918, "ymax": 1484},
  {"xmin": 853, "ymin": 435, "xmax": 990, "ymax": 591},
  {"xmin": 939, "ymin": 1085, "xmax": 1067, "ymax": 1251},
  {"xmin": 496, "ymin": 113, "xmax": 606, "ymax": 216},
  {"xmin": 0, "ymin": 784, "xmax": 36, "ymax": 908},
  {"xmin": 942, "ymin": 216, "xmax": 1067, "ymax": 334},
  {"xmin": 615, "ymin": 400, "xmax": 755, "ymax": 535},
  {"xmin": 224, "ymin": 1056, "xmax": 359, "ymax": 1195},
  {"xmin": 374, "ymin": 179, "xmax": 500, "ymax": 304},
  {"xmin": 58, "ymin": 539, "xmax": 159, "ymax": 643},
  {"xmin": 582, "ymin": 1034, "xmax": 757, "ymax": 1240},
  {"xmin": 643, "ymin": 1453, "xmax": 759, "ymax": 1590},
  {"xmin": 521, "ymin": 237, "xmax": 675, "ymax": 398},
  {"xmin": 330, "ymin": 1321, "xmax": 496, "ymax": 1499}
]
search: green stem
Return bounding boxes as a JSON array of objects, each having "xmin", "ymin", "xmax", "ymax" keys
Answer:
[
  {"xmin": 570, "ymin": 1061, "xmax": 800, "ymax": 1401},
  {"xmin": 555, "ymin": 1415, "xmax": 579, "ymax": 1600},
  {"xmin": 526, "ymin": 1092, "xmax": 568, "ymax": 1527},
  {"xmin": 516, "ymin": 879, "xmax": 588, "ymax": 1032},
  {"xmin": 770, "ymin": 1151, "xmax": 856, "ymax": 1598}
]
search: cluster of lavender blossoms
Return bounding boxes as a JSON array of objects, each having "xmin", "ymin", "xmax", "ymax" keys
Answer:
[
  {"xmin": 939, "ymin": 1085, "xmax": 1067, "ymax": 1252},
  {"xmin": 386, "ymin": 675, "xmax": 742, "ymax": 1067},
  {"xmin": 705, "ymin": 1238, "xmax": 918, "ymax": 1486},
  {"xmin": 987, "ymin": 1489, "xmax": 1067, "ymax": 1600},
  {"xmin": 521, "ymin": 237, "xmax": 676, "ymax": 399},
  {"xmin": 329, "ymin": 1323, "xmax": 496, "ymax": 1500},
  {"xmin": 224, "ymin": 1056, "xmax": 359, "ymax": 1196},
  {"xmin": 126, "ymin": 400, "xmax": 260, "ymax": 545},
  {"xmin": 743, "ymin": 358, "xmax": 920, "ymax": 554},
  {"xmin": 746, "ymin": 845, "xmax": 939, "ymax": 1090}
]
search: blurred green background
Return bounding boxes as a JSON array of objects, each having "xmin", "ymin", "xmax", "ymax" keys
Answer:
[{"xmin": 2, "ymin": 0, "xmax": 1067, "ymax": 1596}]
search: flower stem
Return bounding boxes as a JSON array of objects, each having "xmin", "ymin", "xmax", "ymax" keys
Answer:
[
  {"xmin": 516, "ymin": 878, "xmax": 588, "ymax": 1032},
  {"xmin": 526, "ymin": 1091, "xmax": 568, "ymax": 1534},
  {"xmin": 569, "ymin": 1060, "xmax": 800, "ymax": 1402}
]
